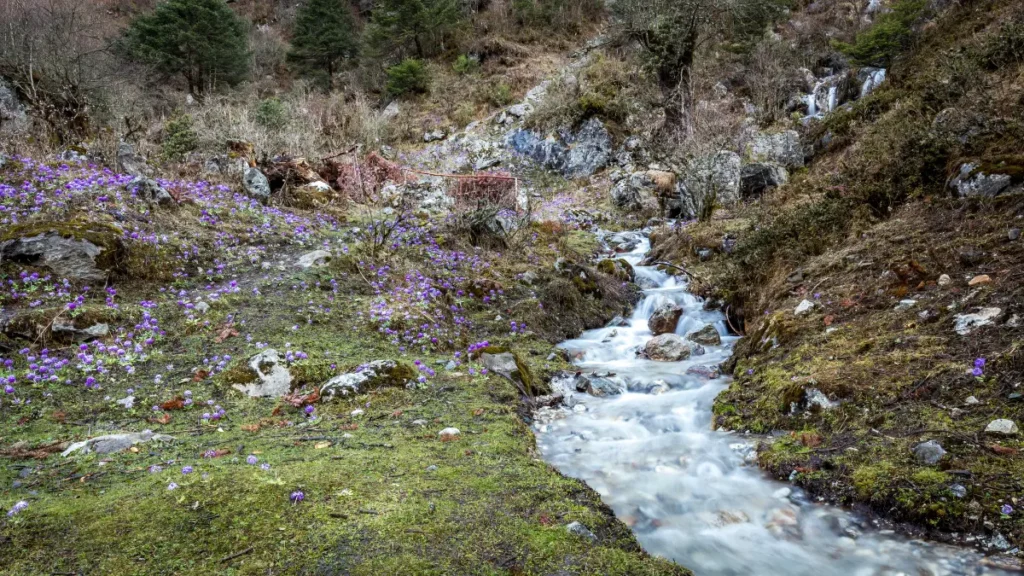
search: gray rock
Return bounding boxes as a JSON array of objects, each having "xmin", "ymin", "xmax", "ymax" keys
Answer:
[
  {"xmin": 444, "ymin": 360, "xmax": 457, "ymax": 371},
  {"xmin": 424, "ymin": 129, "xmax": 446, "ymax": 143},
  {"xmin": 685, "ymin": 365, "xmax": 721, "ymax": 379},
  {"xmin": 321, "ymin": 360, "xmax": 412, "ymax": 398},
  {"xmin": 296, "ymin": 250, "xmax": 331, "ymax": 269},
  {"xmin": 645, "ymin": 334, "xmax": 692, "ymax": 361},
  {"xmin": 243, "ymin": 166, "xmax": 271, "ymax": 203},
  {"xmin": 520, "ymin": 271, "xmax": 539, "ymax": 285},
  {"xmin": 62, "ymin": 431, "xmax": 175, "ymax": 457},
  {"xmin": 912, "ymin": 440, "xmax": 947, "ymax": 465},
  {"xmin": 116, "ymin": 141, "xmax": 151, "ymax": 178},
  {"xmin": 506, "ymin": 129, "xmax": 568, "ymax": 173},
  {"xmin": 127, "ymin": 177, "xmax": 174, "ymax": 206},
  {"xmin": 950, "ymin": 163, "xmax": 1012, "ymax": 197},
  {"xmin": 232, "ymin": 349, "xmax": 293, "ymax": 398},
  {"xmin": 382, "ymin": 101, "xmax": 401, "ymax": 120},
  {"xmin": 610, "ymin": 172, "xmax": 658, "ymax": 212},
  {"xmin": 795, "ymin": 300, "xmax": 816, "ymax": 316},
  {"xmin": 0, "ymin": 231, "xmax": 113, "ymax": 282},
  {"xmin": 648, "ymin": 303, "xmax": 683, "ymax": 335},
  {"xmin": 984, "ymin": 419, "xmax": 1019, "ymax": 436},
  {"xmin": 566, "ymin": 521, "xmax": 597, "ymax": 542},
  {"xmin": 0, "ymin": 77, "xmax": 29, "ymax": 134},
  {"xmin": 747, "ymin": 130, "xmax": 804, "ymax": 168},
  {"xmin": 564, "ymin": 118, "xmax": 612, "ymax": 178},
  {"xmin": 1009, "ymin": 228, "xmax": 1021, "ymax": 241},
  {"xmin": 573, "ymin": 374, "xmax": 625, "ymax": 397},
  {"xmin": 684, "ymin": 151, "xmax": 742, "ymax": 208},
  {"xmin": 953, "ymin": 307, "xmax": 1001, "ymax": 336},
  {"xmin": 740, "ymin": 163, "xmax": 788, "ymax": 198},
  {"xmin": 687, "ymin": 325, "xmax": 722, "ymax": 346},
  {"xmin": 194, "ymin": 301, "xmax": 211, "ymax": 314},
  {"xmin": 51, "ymin": 319, "xmax": 109, "ymax": 342},
  {"xmin": 950, "ymin": 484, "xmax": 967, "ymax": 498}
]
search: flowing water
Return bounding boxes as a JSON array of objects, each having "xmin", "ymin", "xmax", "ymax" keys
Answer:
[{"xmin": 535, "ymin": 232, "xmax": 1014, "ymax": 576}]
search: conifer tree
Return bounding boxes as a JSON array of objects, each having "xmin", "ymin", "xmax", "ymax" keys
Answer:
[{"xmin": 288, "ymin": 0, "xmax": 359, "ymax": 88}]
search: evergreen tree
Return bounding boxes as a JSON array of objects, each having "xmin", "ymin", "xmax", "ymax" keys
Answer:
[
  {"xmin": 364, "ymin": 0, "xmax": 466, "ymax": 61},
  {"xmin": 287, "ymin": 0, "xmax": 359, "ymax": 88},
  {"xmin": 122, "ymin": 0, "xmax": 249, "ymax": 95}
]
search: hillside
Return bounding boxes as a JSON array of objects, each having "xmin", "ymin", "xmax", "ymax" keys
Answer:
[{"xmin": 2, "ymin": 0, "xmax": 1024, "ymax": 573}]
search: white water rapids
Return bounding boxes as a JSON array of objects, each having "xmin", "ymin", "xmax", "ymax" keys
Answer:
[{"xmin": 535, "ymin": 233, "xmax": 1013, "ymax": 575}]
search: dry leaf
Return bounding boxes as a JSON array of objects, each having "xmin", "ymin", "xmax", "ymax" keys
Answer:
[
  {"xmin": 241, "ymin": 424, "xmax": 261, "ymax": 433},
  {"xmin": 151, "ymin": 412, "xmax": 172, "ymax": 425},
  {"xmin": 193, "ymin": 369, "xmax": 210, "ymax": 382},
  {"xmin": 823, "ymin": 315, "xmax": 835, "ymax": 327},
  {"xmin": 989, "ymin": 444, "xmax": 1018, "ymax": 456},
  {"xmin": 473, "ymin": 408, "xmax": 485, "ymax": 416},
  {"xmin": 161, "ymin": 396, "xmax": 186, "ymax": 411},
  {"xmin": 213, "ymin": 323, "xmax": 240, "ymax": 343},
  {"xmin": 340, "ymin": 423, "xmax": 359, "ymax": 431}
]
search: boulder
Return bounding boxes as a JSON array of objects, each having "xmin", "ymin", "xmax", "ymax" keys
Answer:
[
  {"xmin": 127, "ymin": 177, "xmax": 174, "ymax": 206},
  {"xmin": 116, "ymin": 141, "xmax": 151, "ymax": 178},
  {"xmin": 572, "ymin": 373, "xmax": 625, "ymax": 397},
  {"xmin": 62, "ymin": 431, "xmax": 175, "ymax": 457},
  {"xmin": 684, "ymin": 151, "xmax": 742, "ymax": 208},
  {"xmin": 231, "ymin": 349, "xmax": 294, "ymax": 398},
  {"xmin": 740, "ymin": 163, "xmax": 788, "ymax": 198},
  {"xmin": 912, "ymin": 440, "xmax": 947, "ymax": 465},
  {"xmin": 0, "ymin": 222, "xmax": 123, "ymax": 282},
  {"xmin": 686, "ymin": 364, "xmax": 721, "ymax": 379},
  {"xmin": 382, "ymin": 101, "xmax": 401, "ymax": 120},
  {"xmin": 564, "ymin": 118, "xmax": 612, "ymax": 178},
  {"xmin": 243, "ymin": 166, "xmax": 271, "ymax": 203},
  {"xmin": 321, "ymin": 360, "xmax": 416, "ymax": 398},
  {"xmin": 648, "ymin": 303, "xmax": 683, "ymax": 335},
  {"xmin": 610, "ymin": 172, "xmax": 658, "ymax": 212},
  {"xmin": 747, "ymin": 130, "xmax": 803, "ymax": 168},
  {"xmin": 0, "ymin": 77, "xmax": 29, "ymax": 134},
  {"xmin": 596, "ymin": 258, "xmax": 634, "ymax": 282},
  {"xmin": 566, "ymin": 521, "xmax": 597, "ymax": 543},
  {"xmin": 687, "ymin": 324, "xmax": 722, "ymax": 346},
  {"xmin": 506, "ymin": 130, "xmax": 568, "ymax": 174},
  {"xmin": 645, "ymin": 334, "xmax": 692, "ymax": 361},
  {"xmin": 480, "ymin": 351, "xmax": 548, "ymax": 396},
  {"xmin": 950, "ymin": 163, "xmax": 1012, "ymax": 197}
]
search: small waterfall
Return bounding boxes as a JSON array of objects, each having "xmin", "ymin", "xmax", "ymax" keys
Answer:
[
  {"xmin": 826, "ymin": 86, "xmax": 838, "ymax": 113},
  {"xmin": 860, "ymin": 68, "xmax": 887, "ymax": 98}
]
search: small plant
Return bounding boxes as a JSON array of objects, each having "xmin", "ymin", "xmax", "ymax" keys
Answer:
[
  {"xmin": 832, "ymin": 0, "xmax": 927, "ymax": 67},
  {"xmin": 386, "ymin": 59, "xmax": 430, "ymax": 97},
  {"xmin": 254, "ymin": 97, "xmax": 287, "ymax": 129},
  {"xmin": 487, "ymin": 81, "xmax": 514, "ymax": 107},
  {"xmin": 452, "ymin": 54, "xmax": 478, "ymax": 75},
  {"xmin": 161, "ymin": 114, "xmax": 198, "ymax": 161}
]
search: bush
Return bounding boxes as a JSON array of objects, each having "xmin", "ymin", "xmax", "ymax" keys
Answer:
[
  {"xmin": 833, "ymin": 0, "xmax": 927, "ymax": 67},
  {"xmin": 386, "ymin": 59, "xmax": 430, "ymax": 97},
  {"xmin": 487, "ymin": 81, "xmax": 514, "ymax": 106},
  {"xmin": 161, "ymin": 114, "xmax": 198, "ymax": 161},
  {"xmin": 980, "ymin": 19, "xmax": 1024, "ymax": 70},
  {"xmin": 453, "ymin": 54, "xmax": 479, "ymax": 75},
  {"xmin": 254, "ymin": 97, "xmax": 287, "ymax": 129}
]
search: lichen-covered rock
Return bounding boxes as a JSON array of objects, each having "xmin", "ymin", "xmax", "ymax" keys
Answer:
[
  {"xmin": 116, "ymin": 141, "xmax": 151, "ymax": 178},
  {"xmin": 644, "ymin": 334, "xmax": 692, "ymax": 361},
  {"xmin": 610, "ymin": 172, "xmax": 659, "ymax": 212},
  {"xmin": 747, "ymin": 130, "xmax": 804, "ymax": 168},
  {"xmin": 564, "ymin": 117, "xmax": 612, "ymax": 178},
  {"xmin": 296, "ymin": 250, "xmax": 331, "ymax": 269},
  {"xmin": 62, "ymin": 431, "xmax": 175, "ymax": 457},
  {"xmin": 231, "ymin": 349, "xmax": 293, "ymax": 398},
  {"xmin": 648, "ymin": 303, "xmax": 682, "ymax": 335},
  {"xmin": 243, "ymin": 166, "xmax": 271, "ymax": 203},
  {"xmin": 0, "ymin": 220, "xmax": 125, "ymax": 282},
  {"xmin": 740, "ymin": 163, "xmax": 788, "ymax": 198},
  {"xmin": 127, "ymin": 177, "xmax": 174, "ymax": 206},
  {"xmin": 985, "ymin": 419, "xmax": 1019, "ymax": 436},
  {"xmin": 596, "ymin": 258, "xmax": 635, "ymax": 282},
  {"xmin": 320, "ymin": 360, "xmax": 416, "ymax": 398},
  {"xmin": 480, "ymin": 350, "xmax": 549, "ymax": 396},
  {"xmin": 684, "ymin": 151, "xmax": 742, "ymax": 208},
  {"xmin": 912, "ymin": 440, "xmax": 947, "ymax": 465},
  {"xmin": 687, "ymin": 324, "xmax": 722, "ymax": 346},
  {"xmin": 950, "ymin": 163, "xmax": 1012, "ymax": 197}
]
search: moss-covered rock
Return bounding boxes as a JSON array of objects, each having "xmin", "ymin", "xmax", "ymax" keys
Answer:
[{"xmin": 0, "ymin": 218, "xmax": 126, "ymax": 281}]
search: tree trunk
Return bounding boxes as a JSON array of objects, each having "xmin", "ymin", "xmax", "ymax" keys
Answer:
[{"xmin": 658, "ymin": 49, "xmax": 694, "ymax": 138}]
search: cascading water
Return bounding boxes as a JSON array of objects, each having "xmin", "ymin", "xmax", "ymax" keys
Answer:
[
  {"xmin": 535, "ymin": 231, "xmax": 1014, "ymax": 575},
  {"xmin": 861, "ymin": 68, "xmax": 887, "ymax": 98}
]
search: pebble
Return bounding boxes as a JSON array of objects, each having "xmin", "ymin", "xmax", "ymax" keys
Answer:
[
  {"xmin": 968, "ymin": 274, "xmax": 992, "ymax": 286},
  {"xmin": 938, "ymin": 274, "xmax": 952, "ymax": 286},
  {"xmin": 195, "ymin": 301, "xmax": 211, "ymax": 314},
  {"xmin": 985, "ymin": 419, "xmax": 1018, "ymax": 435},
  {"xmin": 350, "ymin": 409, "xmax": 365, "ymax": 417},
  {"xmin": 426, "ymin": 465, "xmax": 438, "ymax": 472},
  {"xmin": 438, "ymin": 427, "xmax": 461, "ymax": 440},
  {"xmin": 412, "ymin": 419, "xmax": 427, "ymax": 426},
  {"xmin": 794, "ymin": 299, "xmax": 815, "ymax": 316},
  {"xmin": 895, "ymin": 299, "xmax": 917, "ymax": 311},
  {"xmin": 1009, "ymin": 228, "xmax": 1021, "ymax": 241},
  {"xmin": 566, "ymin": 521, "xmax": 597, "ymax": 542},
  {"xmin": 965, "ymin": 396, "xmax": 980, "ymax": 405}
]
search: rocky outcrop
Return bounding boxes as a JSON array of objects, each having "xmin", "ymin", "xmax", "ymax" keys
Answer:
[
  {"xmin": 320, "ymin": 360, "xmax": 416, "ymax": 398},
  {"xmin": 62, "ymin": 431, "xmax": 175, "ymax": 457},
  {"xmin": 231, "ymin": 349, "xmax": 294, "ymax": 398},
  {"xmin": 684, "ymin": 151, "xmax": 742, "ymax": 208},
  {"xmin": 0, "ymin": 221, "xmax": 124, "ymax": 282},
  {"xmin": 740, "ymin": 163, "xmax": 788, "ymax": 198},
  {"xmin": 0, "ymin": 77, "xmax": 28, "ymax": 134},
  {"xmin": 747, "ymin": 130, "xmax": 803, "ymax": 169},
  {"xmin": 116, "ymin": 141, "xmax": 152, "ymax": 178},
  {"xmin": 949, "ymin": 162, "xmax": 1015, "ymax": 197},
  {"xmin": 506, "ymin": 118, "xmax": 612, "ymax": 179},
  {"xmin": 243, "ymin": 166, "xmax": 271, "ymax": 203},
  {"xmin": 127, "ymin": 177, "xmax": 174, "ymax": 206}
]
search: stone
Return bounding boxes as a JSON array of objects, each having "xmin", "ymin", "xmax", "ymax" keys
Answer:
[
  {"xmin": 648, "ymin": 303, "xmax": 683, "ymax": 335},
  {"xmin": 0, "ymin": 77, "xmax": 29, "ymax": 134},
  {"xmin": 243, "ymin": 166, "xmax": 271, "ymax": 203},
  {"xmin": 506, "ymin": 130, "xmax": 568, "ymax": 174},
  {"xmin": 194, "ymin": 302, "xmax": 210, "ymax": 314},
  {"xmin": 965, "ymin": 396, "xmax": 980, "ymax": 405},
  {"xmin": 950, "ymin": 484, "xmax": 967, "ymax": 498},
  {"xmin": 296, "ymin": 250, "xmax": 331, "ymax": 269},
  {"xmin": 321, "ymin": 360, "xmax": 415, "ymax": 398},
  {"xmin": 1009, "ymin": 228, "xmax": 1021, "ymax": 241},
  {"xmin": 747, "ymin": 130, "xmax": 804, "ymax": 168},
  {"xmin": 51, "ymin": 320, "xmax": 109, "ymax": 342},
  {"xmin": 566, "ymin": 521, "xmax": 597, "ymax": 542},
  {"xmin": 687, "ymin": 325, "xmax": 722, "ymax": 346},
  {"xmin": 685, "ymin": 365, "xmax": 720, "ymax": 379},
  {"xmin": 423, "ymin": 129, "xmax": 446, "ymax": 143},
  {"xmin": 794, "ymin": 300, "xmax": 816, "ymax": 316},
  {"xmin": 938, "ymin": 274, "xmax": 952, "ymax": 286},
  {"xmin": 985, "ymin": 419, "xmax": 1019, "ymax": 436},
  {"xmin": 520, "ymin": 271, "xmax": 539, "ymax": 285},
  {"xmin": 62, "ymin": 431, "xmax": 175, "ymax": 457},
  {"xmin": 610, "ymin": 171, "xmax": 659, "ymax": 212},
  {"xmin": 645, "ymin": 334, "xmax": 692, "ymax": 362},
  {"xmin": 480, "ymin": 351, "xmax": 544, "ymax": 395},
  {"xmin": 684, "ymin": 151, "xmax": 742, "ymax": 208},
  {"xmin": 959, "ymin": 246, "xmax": 984, "ymax": 266},
  {"xmin": 232, "ymin": 349, "xmax": 293, "ymax": 398},
  {"xmin": 0, "ymin": 230, "xmax": 114, "ymax": 282},
  {"xmin": 116, "ymin": 141, "xmax": 151, "ymax": 178},
  {"xmin": 895, "ymin": 299, "xmax": 917, "ymax": 311},
  {"xmin": 968, "ymin": 274, "xmax": 991, "ymax": 286},
  {"xmin": 950, "ymin": 163, "xmax": 1012, "ymax": 197},
  {"xmin": 740, "ymin": 163, "xmax": 788, "ymax": 198},
  {"xmin": 953, "ymin": 307, "xmax": 1001, "ymax": 335},
  {"xmin": 438, "ymin": 427, "xmax": 461, "ymax": 440},
  {"xmin": 382, "ymin": 101, "xmax": 401, "ymax": 120},
  {"xmin": 564, "ymin": 118, "xmax": 613, "ymax": 178},
  {"xmin": 912, "ymin": 440, "xmax": 947, "ymax": 465},
  {"xmin": 127, "ymin": 177, "xmax": 174, "ymax": 206},
  {"xmin": 573, "ymin": 374, "xmax": 625, "ymax": 397}
]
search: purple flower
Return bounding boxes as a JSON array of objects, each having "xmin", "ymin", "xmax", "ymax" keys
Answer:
[
  {"xmin": 290, "ymin": 490, "xmax": 305, "ymax": 503},
  {"xmin": 1002, "ymin": 504, "xmax": 1013, "ymax": 515},
  {"xmin": 149, "ymin": 465, "xmax": 163, "ymax": 474},
  {"xmin": 304, "ymin": 405, "xmax": 315, "ymax": 415},
  {"xmin": 181, "ymin": 466, "xmax": 193, "ymax": 475},
  {"xmin": 246, "ymin": 455, "xmax": 258, "ymax": 465},
  {"xmin": 975, "ymin": 358, "xmax": 986, "ymax": 368},
  {"xmin": 167, "ymin": 482, "xmax": 179, "ymax": 491},
  {"xmin": 6, "ymin": 500, "xmax": 28, "ymax": 517},
  {"xmin": 972, "ymin": 367, "xmax": 983, "ymax": 377},
  {"xmin": 260, "ymin": 463, "xmax": 271, "ymax": 471},
  {"xmin": 3, "ymin": 384, "xmax": 13, "ymax": 394}
]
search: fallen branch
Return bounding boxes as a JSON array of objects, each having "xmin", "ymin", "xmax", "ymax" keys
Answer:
[
  {"xmin": 219, "ymin": 547, "xmax": 254, "ymax": 563},
  {"xmin": 650, "ymin": 261, "xmax": 696, "ymax": 280}
]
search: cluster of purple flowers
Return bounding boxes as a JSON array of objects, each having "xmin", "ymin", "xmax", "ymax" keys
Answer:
[{"xmin": 971, "ymin": 357, "xmax": 986, "ymax": 377}]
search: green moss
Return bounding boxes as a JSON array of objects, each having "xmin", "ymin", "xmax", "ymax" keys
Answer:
[{"xmin": 597, "ymin": 258, "xmax": 635, "ymax": 282}]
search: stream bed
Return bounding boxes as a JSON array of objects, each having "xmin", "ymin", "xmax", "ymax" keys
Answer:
[{"xmin": 535, "ymin": 232, "xmax": 1014, "ymax": 575}]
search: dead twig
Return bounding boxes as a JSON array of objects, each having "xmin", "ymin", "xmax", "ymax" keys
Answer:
[{"xmin": 219, "ymin": 546, "xmax": 254, "ymax": 563}]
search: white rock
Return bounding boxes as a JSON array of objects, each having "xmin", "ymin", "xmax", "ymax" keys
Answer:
[
  {"xmin": 62, "ymin": 431, "xmax": 175, "ymax": 457},
  {"xmin": 895, "ymin": 299, "xmax": 917, "ymax": 311},
  {"xmin": 194, "ymin": 301, "xmax": 211, "ymax": 314},
  {"xmin": 232, "ymin": 349, "xmax": 293, "ymax": 398},
  {"xmin": 438, "ymin": 427, "xmax": 461, "ymax": 440},
  {"xmin": 794, "ymin": 300, "xmax": 816, "ymax": 316},
  {"xmin": 351, "ymin": 409, "xmax": 365, "ymax": 417},
  {"xmin": 953, "ymin": 307, "xmax": 1001, "ymax": 335},
  {"xmin": 773, "ymin": 487, "xmax": 792, "ymax": 499},
  {"xmin": 296, "ymin": 250, "xmax": 331, "ymax": 269},
  {"xmin": 965, "ymin": 396, "xmax": 980, "ymax": 405},
  {"xmin": 985, "ymin": 419, "xmax": 1018, "ymax": 435},
  {"xmin": 938, "ymin": 274, "xmax": 952, "ymax": 286}
]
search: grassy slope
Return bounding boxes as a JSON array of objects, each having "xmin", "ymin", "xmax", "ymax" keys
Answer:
[
  {"xmin": 646, "ymin": 0, "xmax": 1024, "ymax": 548},
  {"xmin": 0, "ymin": 156, "xmax": 682, "ymax": 575}
]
